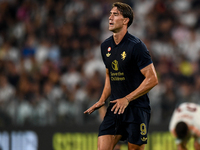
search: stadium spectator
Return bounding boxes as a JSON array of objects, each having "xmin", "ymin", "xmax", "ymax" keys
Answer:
[{"xmin": 0, "ymin": 0, "xmax": 199, "ymax": 128}]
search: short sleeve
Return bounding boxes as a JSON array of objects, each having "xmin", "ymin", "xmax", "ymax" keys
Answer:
[
  {"xmin": 101, "ymin": 44, "xmax": 108, "ymax": 68},
  {"xmin": 132, "ymin": 42, "xmax": 152, "ymax": 70}
]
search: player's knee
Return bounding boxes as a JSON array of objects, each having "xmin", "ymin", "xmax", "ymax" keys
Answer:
[
  {"xmin": 98, "ymin": 144, "xmax": 114, "ymax": 150},
  {"xmin": 128, "ymin": 143, "xmax": 145, "ymax": 150},
  {"xmin": 194, "ymin": 141, "xmax": 200, "ymax": 150},
  {"xmin": 98, "ymin": 140, "xmax": 114, "ymax": 150}
]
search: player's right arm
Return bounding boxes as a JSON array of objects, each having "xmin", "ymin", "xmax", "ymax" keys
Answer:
[
  {"xmin": 177, "ymin": 143, "xmax": 187, "ymax": 150},
  {"xmin": 169, "ymin": 109, "xmax": 178, "ymax": 137},
  {"xmin": 84, "ymin": 69, "xmax": 111, "ymax": 114}
]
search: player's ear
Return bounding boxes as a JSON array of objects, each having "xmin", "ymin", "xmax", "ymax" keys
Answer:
[{"xmin": 123, "ymin": 18, "xmax": 129, "ymax": 25}]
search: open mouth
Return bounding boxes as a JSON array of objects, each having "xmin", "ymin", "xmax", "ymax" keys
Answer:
[{"xmin": 109, "ymin": 23, "xmax": 114, "ymax": 26}]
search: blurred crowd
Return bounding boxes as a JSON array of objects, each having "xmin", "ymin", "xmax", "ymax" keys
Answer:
[{"xmin": 0, "ymin": 0, "xmax": 199, "ymax": 127}]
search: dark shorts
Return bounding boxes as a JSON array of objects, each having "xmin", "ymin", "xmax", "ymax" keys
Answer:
[{"xmin": 98, "ymin": 105, "xmax": 150, "ymax": 145}]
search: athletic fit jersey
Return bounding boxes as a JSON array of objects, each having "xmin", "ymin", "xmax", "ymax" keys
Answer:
[
  {"xmin": 101, "ymin": 32, "xmax": 152, "ymax": 112},
  {"xmin": 169, "ymin": 102, "xmax": 200, "ymax": 137}
]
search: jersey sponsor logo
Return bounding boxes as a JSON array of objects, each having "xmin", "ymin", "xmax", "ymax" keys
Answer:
[
  {"xmin": 107, "ymin": 47, "xmax": 111, "ymax": 52},
  {"xmin": 106, "ymin": 53, "xmax": 111, "ymax": 57},
  {"xmin": 121, "ymin": 51, "xmax": 126, "ymax": 60},
  {"xmin": 110, "ymin": 72, "xmax": 125, "ymax": 81},
  {"xmin": 111, "ymin": 60, "xmax": 118, "ymax": 71},
  {"xmin": 141, "ymin": 137, "xmax": 147, "ymax": 142}
]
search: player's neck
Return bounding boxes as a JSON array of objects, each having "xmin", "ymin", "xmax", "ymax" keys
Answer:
[{"xmin": 113, "ymin": 28, "xmax": 127, "ymax": 45}]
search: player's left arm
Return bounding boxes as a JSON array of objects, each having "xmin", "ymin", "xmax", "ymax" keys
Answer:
[
  {"xmin": 194, "ymin": 136, "xmax": 200, "ymax": 150},
  {"xmin": 111, "ymin": 63, "xmax": 158, "ymax": 114},
  {"xmin": 126, "ymin": 63, "xmax": 158, "ymax": 101}
]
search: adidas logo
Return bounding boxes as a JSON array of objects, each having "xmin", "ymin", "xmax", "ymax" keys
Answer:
[{"xmin": 141, "ymin": 137, "xmax": 147, "ymax": 141}]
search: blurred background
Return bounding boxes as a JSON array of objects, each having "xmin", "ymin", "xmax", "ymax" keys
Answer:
[{"xmin": 0, "ymin": 0, "xmax": 199, "ymax": 149}]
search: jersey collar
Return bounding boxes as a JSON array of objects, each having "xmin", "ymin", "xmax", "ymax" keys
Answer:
[{"xmin": 111, "ymin": 31, "xmax": 129, "ymax": 48}]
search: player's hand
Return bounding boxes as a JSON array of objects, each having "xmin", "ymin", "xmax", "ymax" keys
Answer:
[
  {"xmin": 84, "ymin": 101, "xmax": 105, "ymax": 115},
  {"xmin": 110, "ymin": 97, "xmax": 129, "ymax": 114}
]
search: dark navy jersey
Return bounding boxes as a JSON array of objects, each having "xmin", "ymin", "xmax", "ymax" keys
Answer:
[{"xmin": 101, "ymin": 32, "xmax": 152, "ymax": 111}]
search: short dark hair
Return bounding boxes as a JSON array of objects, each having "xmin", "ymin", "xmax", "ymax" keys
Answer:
[
  {"xmin": 175, "ymin": 122, "xmax": 188, "ymax": 139},
  {"xmin": 112, "ymin": 2, "xmax": 134, "ymax": 28}
]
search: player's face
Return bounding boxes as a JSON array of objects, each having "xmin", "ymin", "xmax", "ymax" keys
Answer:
[{"xmin": 109, "ymin": 7, "xmax": 125, "ymax": 33}]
